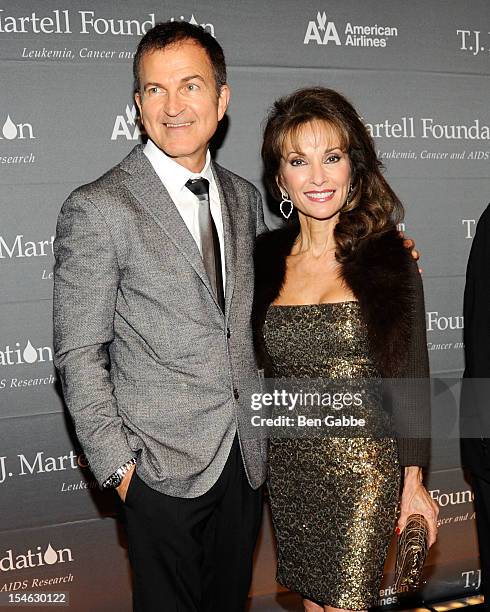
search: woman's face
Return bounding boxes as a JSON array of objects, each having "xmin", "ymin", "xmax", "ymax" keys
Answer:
[{"xmin": 278, "ymin": 120, "xmax": 352, "ymax": 222}]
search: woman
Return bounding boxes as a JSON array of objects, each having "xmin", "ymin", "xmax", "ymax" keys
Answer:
[{"xmin": 253, "ymin": 87, "xmax": 438, "ymax": 612}]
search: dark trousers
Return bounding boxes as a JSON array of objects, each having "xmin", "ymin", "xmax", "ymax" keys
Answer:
[
  {"xmin": 123, "ymin": 437, "xmax": 263, "ymax": 612},
  {"xmin": 472, "ymin": 475, "xmax": 490, "ymax": 607}
]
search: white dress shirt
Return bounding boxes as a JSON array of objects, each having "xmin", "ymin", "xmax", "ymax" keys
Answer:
[{"xmin": 143, "ymin": 139, "xmax": 226, "ymax": 288}]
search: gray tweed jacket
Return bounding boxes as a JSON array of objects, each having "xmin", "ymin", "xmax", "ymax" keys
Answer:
[{"xmin": 53, "ymin": 144, "xmax": 268, "ymax": 498}]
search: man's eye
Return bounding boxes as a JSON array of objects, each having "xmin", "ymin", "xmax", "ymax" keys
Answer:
[
  {"xmin": 186, "ymin": 83, "xmax": 199, "ymax": 92},
  {"xmin": 147, "ymin": 86, "xmax": 162, "ymax": 95}
]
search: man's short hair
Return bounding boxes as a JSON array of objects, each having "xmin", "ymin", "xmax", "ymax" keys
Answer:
[{"xmin": 133, "ymin": 21, "xmax": 227, "ymax": 96}]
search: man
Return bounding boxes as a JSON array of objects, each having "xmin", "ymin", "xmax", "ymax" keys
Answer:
[
  {"xmin": 462, "ymin": 203, "xmax": 490, "ymax": 608},
  {"xmin": 53, "ymin": 21, "xmax": 267, "ymax": 612}
]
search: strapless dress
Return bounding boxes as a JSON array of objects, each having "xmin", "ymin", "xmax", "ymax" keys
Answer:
[{"xmin": 263, "ymin": 302, "xmax": 400, "ymax": 609}]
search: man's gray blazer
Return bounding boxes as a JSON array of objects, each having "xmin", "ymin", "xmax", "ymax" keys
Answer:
[{"xmin": 53, "ymin": 144, "xmax": 268, "ymax": 498}]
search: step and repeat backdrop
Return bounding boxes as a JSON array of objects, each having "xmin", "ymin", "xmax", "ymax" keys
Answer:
[{"xmin": 1, "ymin": 1, "xmax": 489, "ymax": 610}]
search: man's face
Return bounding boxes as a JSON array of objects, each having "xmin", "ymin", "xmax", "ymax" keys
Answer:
[{"xmin": 135, "ymin": 40, "xmax": 230, "ymax": 173}]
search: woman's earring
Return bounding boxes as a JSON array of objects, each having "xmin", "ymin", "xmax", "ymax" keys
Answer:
[{"xmin": 280, "ymin": 192, "xmax": 293, "ymax": 220}]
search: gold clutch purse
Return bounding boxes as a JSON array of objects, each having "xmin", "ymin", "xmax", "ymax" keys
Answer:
[{"xmin": 394, "ymin": 514, "xmax": 429, "ymax": 593}]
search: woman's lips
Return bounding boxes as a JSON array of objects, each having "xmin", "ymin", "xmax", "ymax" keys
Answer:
[{"xmin": 304, "ymin": 190, "xmax": 335, "ymax": 202}]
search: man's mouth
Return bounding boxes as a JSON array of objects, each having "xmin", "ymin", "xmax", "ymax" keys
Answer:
[{"xmin": 164, "ymin": 122, "xmax": 192, "ymax": 128}]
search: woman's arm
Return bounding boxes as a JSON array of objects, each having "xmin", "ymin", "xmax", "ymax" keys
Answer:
[
  {"xmin": 394, "ymin": 259, "xmax": 431, "ymax": 466},
  {"xmin": 397, "ymin": 466, "xmax": 439, "ymax": 546}
]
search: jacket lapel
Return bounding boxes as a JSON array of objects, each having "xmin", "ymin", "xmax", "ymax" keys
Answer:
[
  {"xmin": 119, "ymin": 146, "xmax": 219, "ymax": 308},
  {"xmin": 212, "ymin": 163, "xmax": 237, "ymax": 317}
]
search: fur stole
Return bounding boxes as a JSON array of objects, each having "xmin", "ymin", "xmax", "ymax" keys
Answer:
[{"xmin": 253, "ymin": 224, "xmax": 416, "ymax": 377}]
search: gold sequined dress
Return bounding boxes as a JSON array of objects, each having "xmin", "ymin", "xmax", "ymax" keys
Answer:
[{"xmin": 263, "ymin": 301, "xmax": 401, "ymax": 610}]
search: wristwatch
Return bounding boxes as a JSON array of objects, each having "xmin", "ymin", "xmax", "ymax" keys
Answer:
[{"xmin": 102, "ymin": 457, "xmax": 137, "ymax": 489}]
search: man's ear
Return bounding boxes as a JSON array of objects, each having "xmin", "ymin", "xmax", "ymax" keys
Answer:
[
  {"xmin": 217, "ymin": 84, "xmax": 231, "ymax": 121},
  {"xmin": 135, "ymin": 91, "xmax": 143, "ymax": 120}
]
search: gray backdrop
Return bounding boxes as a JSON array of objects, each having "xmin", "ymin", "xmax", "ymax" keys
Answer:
[{"xmin": 1, "ymin": 1, "xmax": 489, "ymax": 609}]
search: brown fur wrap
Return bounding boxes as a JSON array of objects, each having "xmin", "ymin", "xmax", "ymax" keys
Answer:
[{"xmin": 253, "ymin": 225, "xmax": 416, "ymax": 377}]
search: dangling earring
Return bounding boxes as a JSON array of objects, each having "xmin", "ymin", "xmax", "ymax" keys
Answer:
[{"xmin": 280, "ymin": 192, "xmax": 293, "ymax": 220}]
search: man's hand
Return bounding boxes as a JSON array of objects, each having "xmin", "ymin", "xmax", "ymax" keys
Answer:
[
  {"xmin": 401, "ymin": 235, "xmax": 420, "ymax": 261},
  {"xmin": 399, "ymin": 232, "xmax": 422, "ymax": 273},
  {"xmin": 116, "ymin": 464, "xmax": 136, "ymax": 502}
]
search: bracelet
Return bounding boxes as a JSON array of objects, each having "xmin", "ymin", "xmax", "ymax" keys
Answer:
[{"xmin": 102, "ymin": 457, "xmax": 137, "ymax": 489}]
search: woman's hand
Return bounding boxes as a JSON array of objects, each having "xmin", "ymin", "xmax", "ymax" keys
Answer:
[{"xmin": 396, "ymin": 466, "xmax": 439, "ymax": 547}]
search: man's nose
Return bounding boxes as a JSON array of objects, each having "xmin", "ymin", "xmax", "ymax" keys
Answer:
[{"xmin": 163, "ymin": 91, "xmax": 185, "ymax": 117}]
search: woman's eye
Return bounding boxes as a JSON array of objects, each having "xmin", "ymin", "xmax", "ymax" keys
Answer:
[
  {"xmin": 326, "ymin": 154, "xmax": 340, "ymax": 163},
  {"xmin": 290, "ymin": 158, "xmax": 305, "ymax": 166}
]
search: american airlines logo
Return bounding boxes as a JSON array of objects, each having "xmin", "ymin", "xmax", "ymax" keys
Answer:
[
  {"xmin": 304, "ymin": 10, "xmax": 399, "ymax": 48},
  {"xmin": 304, "ymin": 11, "xmax": 342, "ymax": 45},
  {"xmin": 111, "ymin": 105, "xmax": 141, "ymax": 141}
]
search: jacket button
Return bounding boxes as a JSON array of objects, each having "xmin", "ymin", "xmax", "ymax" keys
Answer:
[
  {"xmin": 227, "ymin": 328, "xmax": 231, "ymax": 338},
  {"xmin": 233, "ymin": 388, "xmax": 239, "ymax": 400}
]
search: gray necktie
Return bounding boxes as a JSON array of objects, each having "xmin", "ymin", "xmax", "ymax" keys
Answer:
[{"xmin": 185, "ymin": 177, "xmax": 225, "ymax": 312}]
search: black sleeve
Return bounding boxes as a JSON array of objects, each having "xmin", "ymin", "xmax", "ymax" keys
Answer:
[
  {"xmin": 463, "ymin": 204, "xmax": 490, "ymax": 435},
  {"xmin": 392, "ymin": 260, "xmax": 431, "ymax": 467}
]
